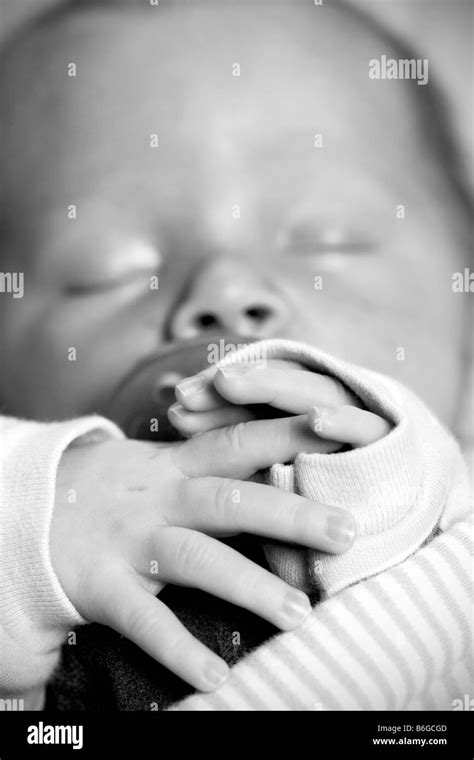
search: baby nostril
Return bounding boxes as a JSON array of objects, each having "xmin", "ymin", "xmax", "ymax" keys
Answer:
[
  {"xmin": 195, "ymin": 312, "xmax": 218, "ymax": 329},
  {"xmin": 246, "ymin": 306, "xmax": 272, "ymax": 323}
]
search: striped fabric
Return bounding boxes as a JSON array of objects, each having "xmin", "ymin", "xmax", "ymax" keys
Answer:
[
  {"xmin": 167, "ymin": 338, "xmax": 472, "ymax": 710},
  {"xmin": 0, "ymin": 340, "xmax": 471, "ymax": 710},
  {"xmin": 169, "ymin": 518, "xmax": 473, "ymax": 710}
]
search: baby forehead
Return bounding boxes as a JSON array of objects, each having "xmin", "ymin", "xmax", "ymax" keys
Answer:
[
  {"xmin": 7, "ymin": 2, "xmax": 418, "ymax": 137},
  {"xmin": 4, "ymin": 0, "xmax": 405, "ymax": 88},
  {"xmin": 1, "ymin": 0, "xmax": 432, "ymax": 217}
]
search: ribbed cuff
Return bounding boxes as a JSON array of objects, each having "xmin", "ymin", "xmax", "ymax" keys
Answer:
[
  {"xmin": 215, "ymin": 338, "xmax": 449, "ymax": 598},
  {"xmin": 293, "ymin": 416, "xmax": 432, "ymax": 596},
  {"xmin": 0, "ymin": 416, "xmax": 124, "ymax": 692}
]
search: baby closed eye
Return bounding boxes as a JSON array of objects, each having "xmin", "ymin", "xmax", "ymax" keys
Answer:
[
  {"xmin": 63, "ymin": 270, "xmax": 159, "ymax": 297},
  {"xmin": 61, "ymin": 239, "xmax": 162, "ymax": 297},
  {"xmin": 280, "ymin": 222, "xmax": 376, "ymax": 255}
]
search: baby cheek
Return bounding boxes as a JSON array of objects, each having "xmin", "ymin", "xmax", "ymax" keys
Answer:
[{"xmin": 54, "ymin": 299, "xmax": 162, "ymax": 404}]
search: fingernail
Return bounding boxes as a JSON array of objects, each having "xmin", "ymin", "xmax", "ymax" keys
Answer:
[
  {"xmin": 280, "ymin": 590, "xmax": 311, "ymax": 628},
  {"xmin": 308, "ymin": 405, "xmax": 332, "ymax": 434},
  {"xmin": 204, "ymin": 660, "xmax": 229, "ymax": 691},
  {"xmin": 176, "ymin": 376, "xmax": 206, "ymax": 398},
  {"xmin": 168, "ymin": 402, "xmax": 186, "ymax": 419},
  {"xmin": 326, "ymin": 512, "xmax": 356, "ymax": 547},
  {"xmin": 219, "ymin": 365, "xmax": 251, "ymax": 378}
]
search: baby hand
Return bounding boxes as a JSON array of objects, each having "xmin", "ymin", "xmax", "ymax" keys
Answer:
[
  {"xmin": 51, "ymin": 415, "xmax": 356, "ymax": 693},
  {"xmin": 170, "ymin": 360, "xmax": 391, "ymax": 450}
]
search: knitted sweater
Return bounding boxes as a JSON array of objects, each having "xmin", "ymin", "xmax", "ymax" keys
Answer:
[{"xmin": 0, "ymin": 339, "xmax": 471, "ymax": 710}]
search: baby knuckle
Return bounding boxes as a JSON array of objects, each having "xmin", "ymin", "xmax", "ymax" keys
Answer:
[
  {"xmin": 237, "ymin": 567, "xmax": 261, "ymax": 597},
  {"xmin": 213, "ymin": 479, "xmax": 243, "ymax": 525},
  {"xmin": 287, "ymin": 499, "xmax": 310, "ymax": 536},
  {"xmin": 159, "ymin": 633, "xmax": 189, "ymax": 666},
  {"xmin": 232, "ymin": 565, "xmax": 265, "ymax": 605},
  {"xmin": 213, "ymin": 478, "xmax": 237, "ymax": 510},
  {"xmin": 222, "ymin": 421, "xmax": 247, "ymax": 453},
  {"xmin": 174, "ymin": 533, "xmax": 215, "ymax": 574},
  {"xmin": 127, "ymin": 604, "xmax": 159, "ymax": 641}
]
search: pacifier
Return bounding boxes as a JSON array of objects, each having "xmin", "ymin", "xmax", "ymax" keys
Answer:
[{"xmin": 105, "ymin": 334, "xmax": 254, "ymax": 442}]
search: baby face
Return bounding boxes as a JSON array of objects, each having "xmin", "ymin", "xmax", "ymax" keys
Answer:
[{"xmin": 0, "ymin": 1, "xmax": 468, "ymax": 424}]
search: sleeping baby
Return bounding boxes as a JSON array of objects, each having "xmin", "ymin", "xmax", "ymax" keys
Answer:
[{"xmin": 0, "ymin": 0, "xmax": 471, "ymax": 710}]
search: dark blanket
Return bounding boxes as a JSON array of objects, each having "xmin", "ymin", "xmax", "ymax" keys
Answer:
[{"xmin": 45, "ymin": 536, "xmax": 280, "ymax": 711}]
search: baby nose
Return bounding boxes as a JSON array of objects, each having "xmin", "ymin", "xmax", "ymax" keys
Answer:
[{"xmin": 170, "ymin": 262, "xmax": 288, "ymax": 340}]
